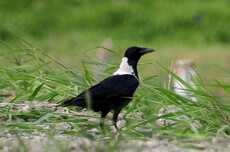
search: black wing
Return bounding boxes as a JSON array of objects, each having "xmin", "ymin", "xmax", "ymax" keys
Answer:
[{"xmin": 61, "ymin": 74, "xmax": 139, "ymax": 109}]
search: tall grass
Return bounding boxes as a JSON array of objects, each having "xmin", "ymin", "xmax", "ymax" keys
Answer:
[{"xmin": 0, "ymin": 42, "xmax": 229, "ymax": 148}]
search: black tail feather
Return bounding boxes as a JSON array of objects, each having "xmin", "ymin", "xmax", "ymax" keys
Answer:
[{"xmin": 59, "ymin": 97, "xmax": 85, "ymax": 108}]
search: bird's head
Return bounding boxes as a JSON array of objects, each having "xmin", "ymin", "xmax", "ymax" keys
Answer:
[
  {"xmin": 124, "ymin": 46, "xmax": 154, "ymax": 64},
  {"xmin": 113, "ymin": 46, "xmax": 155, "ymax": 76}
]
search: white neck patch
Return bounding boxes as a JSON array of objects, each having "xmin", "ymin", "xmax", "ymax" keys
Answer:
[{"xmin": 113, "ymin": 57, "xmax": 135, "ymax": 76}]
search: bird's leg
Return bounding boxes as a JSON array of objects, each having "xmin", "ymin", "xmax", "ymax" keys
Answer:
[
  {"xmin": 113, "ymin": 108, "xmax": 122, "ymax": 132},
  {"xmin": 113, "ymin": 121, "xmax": 119, "ymax": 132},
  {"xmin": 99, "ymin": 117, "xmax": 105, "ymax": 128},
  {"xmin": 99, "ymin": 110, "xmax": 110, "ymax": 129}
]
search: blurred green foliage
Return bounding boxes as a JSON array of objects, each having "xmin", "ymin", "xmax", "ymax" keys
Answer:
[{"xmin": 1, "ymin": 0, "xmax": 230, "ymax": 45}]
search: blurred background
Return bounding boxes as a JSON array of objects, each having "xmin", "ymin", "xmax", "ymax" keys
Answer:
[{"xmin": 0, "ymin": 0, "xmax": 230, "ymax": 97}]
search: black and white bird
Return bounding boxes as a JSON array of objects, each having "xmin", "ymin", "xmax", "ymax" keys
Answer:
[{"xmin": 61, "ymin": 46, "xmax": 154, "ymax": 131}]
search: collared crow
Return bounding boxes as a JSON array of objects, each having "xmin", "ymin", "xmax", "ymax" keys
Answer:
[{"xmin": 61, "ymin": 46, "xmax": 154, "ymax": 131}]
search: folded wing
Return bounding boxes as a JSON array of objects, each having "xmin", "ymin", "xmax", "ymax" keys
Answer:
[{"xmin": 61, "ymin": 74, "xmax": 139, "ymax": 110}]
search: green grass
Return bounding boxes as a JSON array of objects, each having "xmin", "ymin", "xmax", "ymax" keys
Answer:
[
  {"xmin": 0, "ymin": 43, "xmax": 229, "ymax": 151},
  {"xmin": 0, "ymin": 0, "xmax": 230, "ymax": 151}
]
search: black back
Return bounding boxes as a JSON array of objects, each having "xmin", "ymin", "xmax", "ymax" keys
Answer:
[{"xmin": 61, "ymin": 74, "xmax": 139, "ymax": 112}]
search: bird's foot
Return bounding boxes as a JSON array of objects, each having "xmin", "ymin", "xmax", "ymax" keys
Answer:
[
  {"xmin": 113, "ymin": 121, "xmax": 121, "ymax": 132},
  {"xmin": 115, "ymin": 131, "xmax": 123, "ymax": 139}
]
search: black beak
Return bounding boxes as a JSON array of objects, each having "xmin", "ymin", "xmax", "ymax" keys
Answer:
[{"xmin": 140, "ymin": 48, "xmax": 155, "ymax": 55}]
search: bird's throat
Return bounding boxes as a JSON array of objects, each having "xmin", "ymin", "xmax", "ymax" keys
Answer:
[{"xmin": 113, "ymin": 57, "xmax": 138, "ymax": 78}]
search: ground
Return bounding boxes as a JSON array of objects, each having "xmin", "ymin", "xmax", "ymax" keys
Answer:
[{"xmin": 0, "ymin": 101, "xmax": 229, "ymax": 152}]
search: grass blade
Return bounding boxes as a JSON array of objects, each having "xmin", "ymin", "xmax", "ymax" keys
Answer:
[{"xmin": 28, "ymin": 83, "xmax": 44, "ymax": 101}]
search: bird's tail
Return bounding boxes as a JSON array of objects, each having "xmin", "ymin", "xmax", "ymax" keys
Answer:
[{"xmin": 57, "ymin": 97, "xmax": 85, "ymax": 108}]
